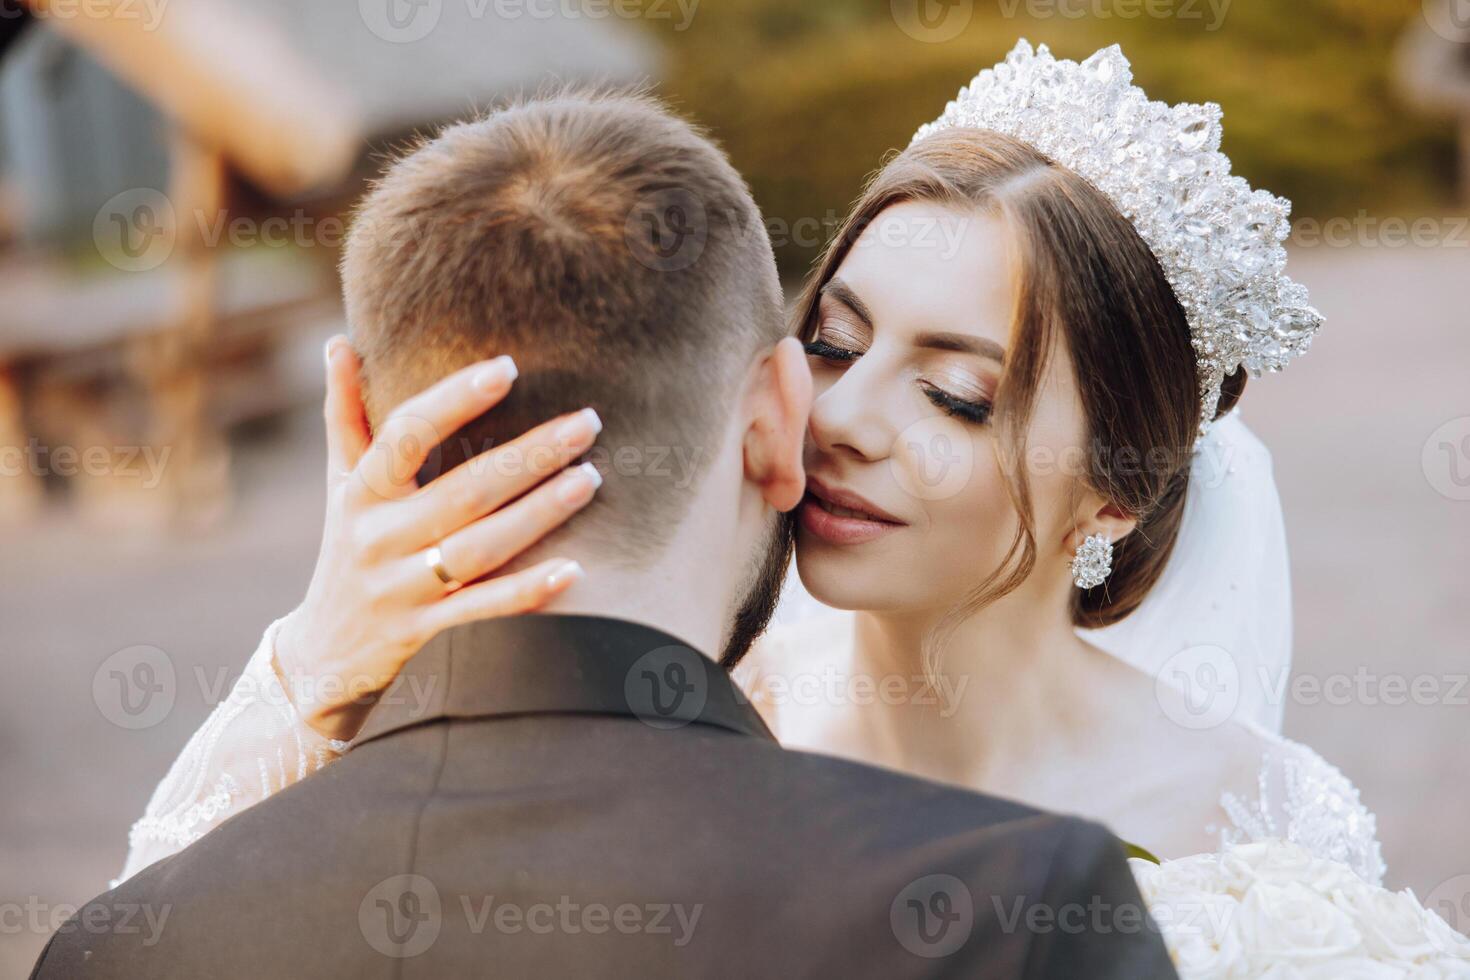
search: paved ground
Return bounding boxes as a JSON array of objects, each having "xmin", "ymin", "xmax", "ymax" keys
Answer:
[{"xmin": 1, "ymin": 243, "xmax": 1466, "ymax": 975}]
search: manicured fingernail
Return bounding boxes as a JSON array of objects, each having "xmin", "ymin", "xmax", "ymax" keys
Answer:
[
  {"xmin": 547, "ymin": 560, "xmax": 584, "ymax": 590},
  {"xmin": 473, "ymin": 356, "xmax": 517, "ymax": 392},
  {"xmin": 324, "ymin": 335, "xmax": 346, "ymax": 365},
  {"xmin": 556, "ymin": 408, "xmax": 602, "ymax": 444},
  {"xmin": 557, "ymin": 462, "xmax": 602, "ymax": 505}
]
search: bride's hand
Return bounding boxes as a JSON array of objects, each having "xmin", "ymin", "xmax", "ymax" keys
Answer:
[{"xmin": 275, "ymin": 336, "xmax": 603, "ymax": 741}]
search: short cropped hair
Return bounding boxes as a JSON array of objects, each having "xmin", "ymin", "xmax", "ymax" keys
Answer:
[{"xmin": 342, "ymin": 89, "xmax": 786, "ymax": 561}]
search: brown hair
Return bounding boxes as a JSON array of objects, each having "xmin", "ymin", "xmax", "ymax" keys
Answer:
[
  {"xmin": 342, "ymin": 89, "xmax": 786, "ymax": 561},
  {"xmin": 792, "ymin": 129, "xmax": 1245, "ymax": 631}
]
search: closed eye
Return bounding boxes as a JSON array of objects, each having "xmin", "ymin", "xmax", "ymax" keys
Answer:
[
  {"xmin": 804, "ymin": 339, "xmax": 860, "ymax": 363},
  {"xmin": 921, "ymin": 383, "xmax": 992, "ymax": 424}
]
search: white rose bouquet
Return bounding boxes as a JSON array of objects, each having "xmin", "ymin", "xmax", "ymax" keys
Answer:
[{"xmin": 1130, "ymin": 840, "xmax": 1470, "ymax": 979}]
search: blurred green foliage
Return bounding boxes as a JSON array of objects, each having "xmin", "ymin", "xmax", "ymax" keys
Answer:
[{"xmin": 638, "ymin": 0, "xmax": 1457, "ymax": 276}]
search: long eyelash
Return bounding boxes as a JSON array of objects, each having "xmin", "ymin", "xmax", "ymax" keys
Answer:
[
  {"xmin": 804, "ymin": 339, "xmax": 859, "ymax": 362},
  {"xmin": 922, "ymin": 384, "xmax": 992, "ymax": 424}
]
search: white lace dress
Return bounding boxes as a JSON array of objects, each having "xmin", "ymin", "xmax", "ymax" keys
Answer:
[
  {"xmin": 117, "ymin": 618, "xmax": 348, "ymax": 885},
  {"xmin": 118, "ymin": 617, "xmax": 1386, "ymax": 889}
]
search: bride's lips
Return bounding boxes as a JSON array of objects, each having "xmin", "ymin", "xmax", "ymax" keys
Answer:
[{"xmin": 798, "ymin": 476, "xmax": 908, "ymax": 546}]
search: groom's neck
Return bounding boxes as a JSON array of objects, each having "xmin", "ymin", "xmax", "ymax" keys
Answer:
[
  {"xmin": 532, "ymin": 550, "xmax": 730, "ymax": 662},
  {"xmin": 492, "ymin": 467, "xmax": 746, "ymax": 661}
]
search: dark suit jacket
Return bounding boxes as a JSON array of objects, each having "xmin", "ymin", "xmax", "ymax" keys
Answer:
[{"xmin": 34, "ymin": 615, "xmax": 1176, "ymax": 979}]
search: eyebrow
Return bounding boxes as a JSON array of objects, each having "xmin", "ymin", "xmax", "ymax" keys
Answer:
[
  {"xmin": 913, "ymin": 331, "xmax": 1006, "ymax": 364},
  {"xmin": 820, "ymin": 278, "xmax": 1006, "ymax": 364}
]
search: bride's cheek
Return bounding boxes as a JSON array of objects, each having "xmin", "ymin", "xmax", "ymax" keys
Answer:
[{"xmin": 935, "ymin": 450, "xmax": 1015, "ymax": 584}]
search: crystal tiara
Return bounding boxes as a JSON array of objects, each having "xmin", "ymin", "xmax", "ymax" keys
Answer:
[{"xmin": 911, "ymin": 40, "xmax": 1321, "ymax": 431}]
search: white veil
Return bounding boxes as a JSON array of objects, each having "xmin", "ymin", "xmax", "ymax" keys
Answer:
[
  {"xmin": 1078, "ymin": 411, "xmax": 1293, "ymax": 733},
  {"xmin": 771, "ymin": 411, "xmax": 1293, "ymax": 734}
]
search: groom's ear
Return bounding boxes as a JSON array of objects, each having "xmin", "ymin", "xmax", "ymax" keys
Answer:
[{"xmin": 742, "ymin": 337, "xmax": 812, "ymax": 513}]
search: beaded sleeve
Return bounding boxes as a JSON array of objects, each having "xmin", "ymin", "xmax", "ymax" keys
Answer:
[
  {"xmin": 1218, "ymin": 732, "xmax": 1385, "ymax": 886},
  {"xmin": 116, "ymin": 618, "xmax": 349, "ymax": 884}
]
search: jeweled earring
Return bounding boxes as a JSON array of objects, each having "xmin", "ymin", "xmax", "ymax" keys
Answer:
[{"xmin": 1071, "ymin": 533, "xmax": 1114, "ymax": 589}]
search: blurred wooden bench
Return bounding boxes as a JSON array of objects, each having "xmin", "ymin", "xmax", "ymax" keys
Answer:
[
  {"xmin": 0, "ymin": 0, "xmax": 359, "ymax": 525},
  {"xmin": 0, "ymin": 238, "xmax": 339, "ymax": 526},
  {"xmin": 0, "ymin": 0, "xmax": 656, "ymax": 526}
]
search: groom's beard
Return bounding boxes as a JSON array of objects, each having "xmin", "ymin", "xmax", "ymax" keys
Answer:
[{"xmin": 719, "ymin": 510, "xmax": 796, "ymax": 669}]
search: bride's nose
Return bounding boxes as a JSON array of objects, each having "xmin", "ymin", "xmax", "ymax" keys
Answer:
[{"xmin": 807, "ymin": 357, "xmax": 904, "ymax": 463}]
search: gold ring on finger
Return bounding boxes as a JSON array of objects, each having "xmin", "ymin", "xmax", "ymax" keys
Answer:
[{"xmin": 425, "ymin": 545, "xmax": 464, "ymax": 593}]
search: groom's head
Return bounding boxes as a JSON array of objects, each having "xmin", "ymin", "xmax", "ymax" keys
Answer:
[{"xmin": 341, "ymin": 89, "xmax": 809, "ymax": 661}]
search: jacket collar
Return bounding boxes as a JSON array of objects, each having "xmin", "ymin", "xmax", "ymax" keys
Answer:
[{"xmin": 353, "ymin": 614, "xmax": 775, "ymax": 747}]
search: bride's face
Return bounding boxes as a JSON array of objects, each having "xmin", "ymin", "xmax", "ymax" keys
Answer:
[{"xmin": 795, "ymin": 200, "xmax": 1088, "ymax": 614}]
